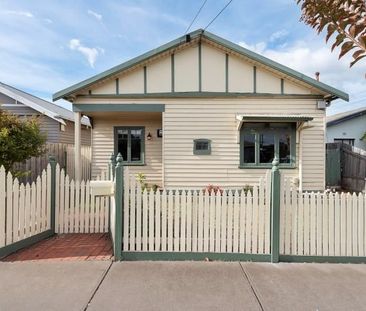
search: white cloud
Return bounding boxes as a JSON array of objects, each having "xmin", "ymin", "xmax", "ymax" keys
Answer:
[
  {"xmin": 87, "ymin": 9, "xmax": 102, "ymax": 21},
  {"xmin": 239, "ymin": 41, "xmax": 267, "ymax": 54},
  {"xmin": 69, "ymin": 39, "xmax": 104, "ymax": 68},
  {"xmin": 3, "ymin": 10, "xmax": 33, "ymax": 18},
  {"xmin": 44, "ymin": 18, "xmax": 53, "ymax": 24},
  {"xmin": 269, "ymin": 30, "xmax": 288, "ymax": 42}
]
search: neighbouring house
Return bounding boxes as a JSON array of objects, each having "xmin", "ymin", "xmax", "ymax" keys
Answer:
[
  {"xmin": 0, "ymin": 81, "xmax": 91, "ymax": 145},
  {"xmin": 53, "ymin": 29, "xmax": 348, "ymax": 191},
  {"xmin": 326, "ymin": 107, "xmax": 366, "ymax": 150}
]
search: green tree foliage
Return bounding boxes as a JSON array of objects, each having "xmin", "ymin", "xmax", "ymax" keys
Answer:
[
  {"xmin": 0, "ymin": 109, "xmax": 46, "ymax": 175},
  {"xmin": 297, "ymin": 0, "xmax": 366, "ymax": 67}
]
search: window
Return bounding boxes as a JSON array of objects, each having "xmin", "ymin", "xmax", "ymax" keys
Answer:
[
  {"xmin": 114, "ymin": 127, "xmax": 145, "ymax": 164},
  {"xmin": 240, "ymin": 123, "xmax": 296, "ymax": 168},
  {"xmin": 334, "ymin": 138, "xmax": 354, "ymax": 146},
  {"xmin": 193, "ymin": 139, "xmax": 211, "ymax": 155}
]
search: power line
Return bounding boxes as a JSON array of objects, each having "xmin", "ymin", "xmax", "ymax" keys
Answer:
[
  {"xmin": 204, "ymin": 0, "xmax": 234, "ymax": 30},
  {"xmin": 185, "ymin": 0, "xmax": 208, "ymax": 34}
]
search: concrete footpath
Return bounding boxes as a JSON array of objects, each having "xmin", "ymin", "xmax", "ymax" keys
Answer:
[{"xmin": 1, "ymin": 261, "xmax": 366, "ymax": 311}]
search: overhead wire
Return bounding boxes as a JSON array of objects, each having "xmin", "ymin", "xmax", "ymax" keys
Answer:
[
  {"xmin": 204, "ymin": 0, "xmax": 234, "ymax": 30},
  {"xmin": 185, "ymin": 0, "xmax": 208, "ymax": 34}
]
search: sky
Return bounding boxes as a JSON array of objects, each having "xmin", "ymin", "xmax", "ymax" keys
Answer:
[{"xmin": 0, "ymin": 0, "xmax": 365, "ymax": 115}]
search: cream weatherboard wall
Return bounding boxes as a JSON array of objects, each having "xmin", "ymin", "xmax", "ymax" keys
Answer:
[
  {"xmin": 77, "ymin": 98, "xmax": 325, "ymax": 191},
  {"xmin": 90, "ymin": 112, "xmax": 162, "ymax": 185},
  {"xmin": 162, "ymin": 98, "xmax": 324, "ymax": 190}
]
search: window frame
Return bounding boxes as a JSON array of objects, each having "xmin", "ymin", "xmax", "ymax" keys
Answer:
[
  {"xmin": 114, "ymin": 126, "xmax": 145, "ymax": 165},
  {"xmin": 193, "ymin": 139, "xmax": 211, "ymax": 155},
  {"xmin": 239, "ymin": 123, "xmax": 296, "ymax": 169}
]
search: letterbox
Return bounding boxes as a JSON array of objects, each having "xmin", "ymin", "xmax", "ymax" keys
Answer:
[{"xmin": 90, "ymin": 180, "xmax": 114, "ymax": 196}]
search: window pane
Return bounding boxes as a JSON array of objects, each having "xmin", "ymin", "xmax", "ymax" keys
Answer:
[
  {"xmin": 196, "ymin": 141, "xmax": 209, "ymax": 150},
  {"xmin": 279, "ymin": 133, "xmax": 291, "ymax": 163},
  {"xmin": 117, "ymin": 129, "xmax": 128, "ymax": 161},
  {"xmin": 259, "ymin": 133, "xmax": 274, "ymax": 163},
  {"xmin": 130, "ymin": 129, "xmax": 142, "ymax": 162},
  {"xmin": 243, "ymin": 134, "xmax": 255, "ymax": 163}
]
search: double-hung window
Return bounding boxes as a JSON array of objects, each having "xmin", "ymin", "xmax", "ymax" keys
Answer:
[
  {"xmin": 114, "ymin": 127, "xmax": 145, "ymax": 165},
  {"xmin": 240, "ymin": 122, "xmax": 296, "ymax": 168}
]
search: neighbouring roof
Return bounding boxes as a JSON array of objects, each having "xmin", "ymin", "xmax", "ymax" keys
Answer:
[
  {"xmin": 327, "ymin": 106, "xmax": 366, "ymax": 126},
  {"xmin": 53, "ymin": 29, "xmax": 349, "ymax": 102},
  {"xmin": 0, "ymin": 82, "xmax": 91, "ymax": 126}
]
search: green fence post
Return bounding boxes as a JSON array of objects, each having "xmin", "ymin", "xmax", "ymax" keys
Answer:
[
  {"xmin": 114, "ymin": 153, "xmax": 124, "ymax": 260},
  {"xmin": 48, "ymin": 155, "xmax": 56, "ymax": 234},
  {"xmin": 271, "ymin": 157, "xmax": 280, "ymax": 263}
]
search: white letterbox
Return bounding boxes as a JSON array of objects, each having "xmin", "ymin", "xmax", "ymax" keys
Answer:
[{"xmin": 90, "ymin": 180, "xmax": 115, "ymax": 196}]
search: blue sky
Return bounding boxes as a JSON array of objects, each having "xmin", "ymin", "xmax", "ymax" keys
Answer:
[{"xmin": 0, "ymin": 0, "xmax": 365, "ymax": 115}]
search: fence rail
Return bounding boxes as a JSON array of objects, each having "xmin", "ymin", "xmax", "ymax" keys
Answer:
[{"xmin": 122, "ymin": 172, "xmax": 271, "ymax": 254}]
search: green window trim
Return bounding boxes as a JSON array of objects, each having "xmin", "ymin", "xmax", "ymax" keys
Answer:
[
  {"xmin": 193, "ymin": 139, "xmax": 211, "ymax": 155},
  {"xmin": 114, "ymin": 126, "xmax": 145, "ymax": 165},
  {"xmin": 239, "ymin": 123, "xmax": 296, "ymax": 168}
]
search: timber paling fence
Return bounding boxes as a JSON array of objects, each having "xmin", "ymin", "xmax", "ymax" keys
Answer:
[{"xmin": 12, "ymin": 143, "xmax": 91, "ymax": 184}]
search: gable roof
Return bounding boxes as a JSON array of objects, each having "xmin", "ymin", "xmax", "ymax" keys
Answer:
[
  {"xmin": 0, "ymin": 82, "xmax": 90, "ymax": 126},
  {"xmin": 327, "ymin": 106, "xmax": 366, "ymax": 126},
  {"xmin": 53, "ymin": 29, "xmax": 349, "ymax": 102}
]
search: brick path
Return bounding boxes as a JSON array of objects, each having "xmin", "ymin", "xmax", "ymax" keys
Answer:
[{"xmin": 2, "ymin": 233, "xmax": 113, "ymax": 262}]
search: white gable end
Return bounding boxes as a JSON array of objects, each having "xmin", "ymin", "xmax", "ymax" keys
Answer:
[{"xmin": 85, "ymin": 41, "xmax": 315, "ymax": 96}]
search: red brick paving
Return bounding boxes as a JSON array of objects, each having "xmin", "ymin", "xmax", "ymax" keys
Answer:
[{"xmin": 2, "ymin": 233, "xmax": 113, "ymax": 262}]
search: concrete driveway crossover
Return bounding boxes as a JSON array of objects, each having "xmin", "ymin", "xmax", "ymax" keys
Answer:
[
  {"xmin": 242, "ymin": 262, "xmax": 366, "ymax": 311},
  {"xmin": 0, "ymin": 261, "xmax": 111, "ymax": 311},
  {"xmin": 87, "ymin": 261, "xmax": 261, "ymax": 311}
]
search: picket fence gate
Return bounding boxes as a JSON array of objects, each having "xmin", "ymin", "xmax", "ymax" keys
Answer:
[{"xmin": 54, "ymin": 166, "xmax": 109, "ymax": 234}]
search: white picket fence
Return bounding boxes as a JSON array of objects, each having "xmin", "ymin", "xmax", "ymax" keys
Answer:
[
  {"xmin": 0, "ymin": 166, "xmax": 51, "ymax": 247},
  {"xmin": 55, "ymin": 165, "xmax": 109, "ymax": 234},
  {"xmin": 280, "ymin": 176, "xmax": 366, "ymax": 257},
  {"xmin": 122, "ymin": 172, "xmax": 271, "ymax": 254}
]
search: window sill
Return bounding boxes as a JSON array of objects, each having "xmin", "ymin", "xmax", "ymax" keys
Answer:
[
  {"xmin": 238, "ymin": 165, "xmax": 296, "ymax": 169},
  {"xmin": 123, "ymin": 163, "xmax": 146, "ymax": 166}
]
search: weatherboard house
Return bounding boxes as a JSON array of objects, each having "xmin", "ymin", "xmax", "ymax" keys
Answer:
[{"xmin": 54, "ymin": 29, "xmax": 348, "ymax": 191}]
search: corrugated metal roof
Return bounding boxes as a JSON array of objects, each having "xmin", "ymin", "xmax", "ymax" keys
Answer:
[
  {"xmin": 327, "ymin": 106, "xmax": 366, "ymax": 126},
  {"xmin": 236, "ymin": 114, "xmax": 314, "ymax": 122}
]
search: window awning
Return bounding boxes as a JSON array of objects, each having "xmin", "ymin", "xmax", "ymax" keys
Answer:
[
  {"xmin": 235, "ymin": 114, "xmax": 314, "ymax": 140},
  {"xmin": 236, "ymin": 114, "xmax": 313, "ymax": 122}
]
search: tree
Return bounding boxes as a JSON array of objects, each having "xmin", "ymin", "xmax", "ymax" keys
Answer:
[
  {"xmin": 297, "ymin": 0, "xmax": 366, "ymax": 67},
  {"xmin": 0, "ymin": 110, "xmax": 46, "ymax": 175}
]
